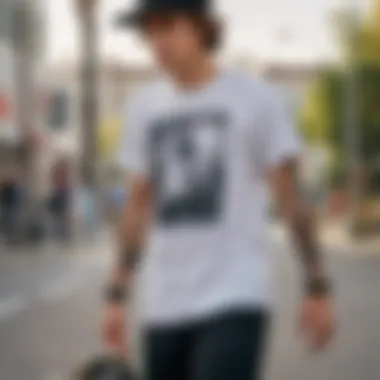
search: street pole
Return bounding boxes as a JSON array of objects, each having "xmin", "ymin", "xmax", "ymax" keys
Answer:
[
  {"xmin": 344, "ymin": 0, "xmax": 361, "ymax": 236},
  {"xmin": 76, "ymin": 0, "xmax": 99, "ymax": 190},
  {"xmin": 76, "ymin": 0, "xmax": 100, "ymax": 239},
  {"xmin": 12, "ymin": 0, "xmax": 40, "ymax": 241}
]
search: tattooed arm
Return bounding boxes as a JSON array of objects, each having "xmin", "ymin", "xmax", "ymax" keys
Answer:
[
  {"xmin": 270, "ymin": 159, "xmax": 324, "ymax": 281},
  {"xmin": 270, "ymin": 158, "xmax": 335, "ymax": 350},
  {"xmin": 102, "ymin": 174, "xmax": 152, "ymax": 354},
  {"xmin": 108, "ymin": 174, "xmax": 152, "ymax": 298}
]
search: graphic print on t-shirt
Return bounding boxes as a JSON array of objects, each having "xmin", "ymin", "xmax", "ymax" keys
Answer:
[{"xmin": 150, "ymin": 110, "xmax": 228, "ymax": 225}]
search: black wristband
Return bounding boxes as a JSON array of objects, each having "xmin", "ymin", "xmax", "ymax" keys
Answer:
[
  {"xmin": 305, "ymin": 277, "xmax": 332, "ymax": 298},
  {"xmin": 105, "ymin": 284, "xmax": 127, "ymax": 304}
]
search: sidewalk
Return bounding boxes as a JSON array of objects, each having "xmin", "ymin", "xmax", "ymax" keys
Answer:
[
  {"xmin": 0, "ymin": 228, "xmax": 112, "ymax": 262},
  {"xmin": 271, "ymin": 220, "xmax": 380, "ymax": 258},
  {"xmin": 320, "ymin": 220, "xmax": 380, "ymax": 257}
]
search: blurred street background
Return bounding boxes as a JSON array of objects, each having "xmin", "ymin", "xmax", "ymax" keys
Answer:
[{"xmin": 0, "ymin": 0, "xmax": 379, "ymax": 379}]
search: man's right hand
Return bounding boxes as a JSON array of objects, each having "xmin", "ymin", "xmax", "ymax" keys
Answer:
[{"xmin": 102, "ymin": 303, "xmax": 128, "ymax": 356}]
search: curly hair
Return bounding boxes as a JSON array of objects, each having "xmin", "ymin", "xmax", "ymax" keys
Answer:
[{"xmin": 189, "ymin": 12, "xmax": 223, "ymax": 51}]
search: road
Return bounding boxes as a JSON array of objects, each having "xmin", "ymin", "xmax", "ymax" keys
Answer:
[{"xmin": 0, "ymin": 235, "xmax": 379, "ymax": 380}]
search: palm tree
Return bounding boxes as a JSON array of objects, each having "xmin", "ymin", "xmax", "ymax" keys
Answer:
[
  {"xmin": 76, "ymin": 0, "xmax": 99, "ymax": 189},
  {"xmin": 75, "ymin": 0, "xmax": 101, "ymax": 240}
]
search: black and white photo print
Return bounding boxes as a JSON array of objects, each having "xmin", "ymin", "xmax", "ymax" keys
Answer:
[{"xmin": 150, "ymin": 110, "xmax": 228, "ymax": 225}]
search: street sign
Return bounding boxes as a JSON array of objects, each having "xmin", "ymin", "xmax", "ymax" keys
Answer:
[
  {"xmin": 0, "ymin": 92, "xmax": 16, "ymax": 140},
  {"xmin": 0, "ymin": 94, "xmax": 11, "ymax": 118},
  {"xmin": 0, "ymin": 42, "xmax": 18, "ymax": 142}
]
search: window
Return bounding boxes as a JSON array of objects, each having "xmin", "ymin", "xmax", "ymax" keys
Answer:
[{"xmin": 48, "ymin": 89, "xmax": 70, "ymax": 130}]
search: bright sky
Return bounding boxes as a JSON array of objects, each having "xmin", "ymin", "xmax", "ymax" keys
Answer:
[{"xmin": 46, "ymin": 0, "xmax": 372, "ymax": 65}]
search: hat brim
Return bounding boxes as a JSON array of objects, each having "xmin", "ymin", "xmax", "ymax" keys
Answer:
[
  {"xmin": 115, "ymin": 5, "xmax": 206, "ymax": 28},
  {"xmin": 115, "ymin": 7, "xmax": 174, "ymax": 28},
  {"xmin": 115, "ymin": 9, "xmax": 144, "ymax": 28}
]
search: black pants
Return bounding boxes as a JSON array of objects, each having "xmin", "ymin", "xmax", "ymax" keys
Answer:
[{"xmin": 144, "ymin": 309, "xmax": 270, "ymax": 380}]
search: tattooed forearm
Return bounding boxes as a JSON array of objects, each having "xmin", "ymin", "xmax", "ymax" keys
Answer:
[
  {"xmin": 105, "ymin": 177, "xmax": 151, "ymax": 305},
  {"xmin": 118, "ymin": 247, "xmax": 141, "ymax": 274},
  {"xmin": 105, "ymin": 247, "xmax": 141, "ymax": 304},
  {"xmin": 286, "ymin": 203, "xmax": 332, "ymax": 296},
  {"xmin": 288, "ymin": 206, "xmax": 322, "ymax": 278},
  {"xmin": 270, "ymin": 160, "xmax": 330, "ymax": 296},
  {"xmin": 105, "ymin": 214, "xmax": 145, "ymax": 304}
]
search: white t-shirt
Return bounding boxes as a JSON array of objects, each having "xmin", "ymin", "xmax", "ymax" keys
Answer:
[{"xmin": 117, "ymin": 69, "xmax": 301, "ymax": 327}]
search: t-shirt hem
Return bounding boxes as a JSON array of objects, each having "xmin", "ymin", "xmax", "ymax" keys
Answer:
[{"xmin": 142, "ymin": 301, "xmax": 273, "ymax": 329}]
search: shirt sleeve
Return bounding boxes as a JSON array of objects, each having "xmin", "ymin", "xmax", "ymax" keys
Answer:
[
  {"xmin": 115, "ymin": 95, "xmax": 150, "ymax": 178},
  {"xmin": 258, "ymin": 87, "xmax": 302, "ymax": 172}
]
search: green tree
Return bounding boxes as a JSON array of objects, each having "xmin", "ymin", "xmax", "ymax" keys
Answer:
[
  {"xmin": 301, "ymin": 0, "xmax": 380, "ymax": 189},
  {"xmin": 360, "ymin": 0, "xmax": 380, "ymax": 65},
  {"xmin": 300, "ymin": 69, "xmax": 344, "ymax": 155}
]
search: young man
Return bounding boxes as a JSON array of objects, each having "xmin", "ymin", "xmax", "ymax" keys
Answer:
[{"xmin": 103, "ymin": 1, "xmax": 335, "ymax": 379}]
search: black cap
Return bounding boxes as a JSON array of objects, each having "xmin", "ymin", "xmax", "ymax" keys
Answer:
[{"xmin": 116, "ymin": 0, "xmax": 212, "ymax": 28}]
